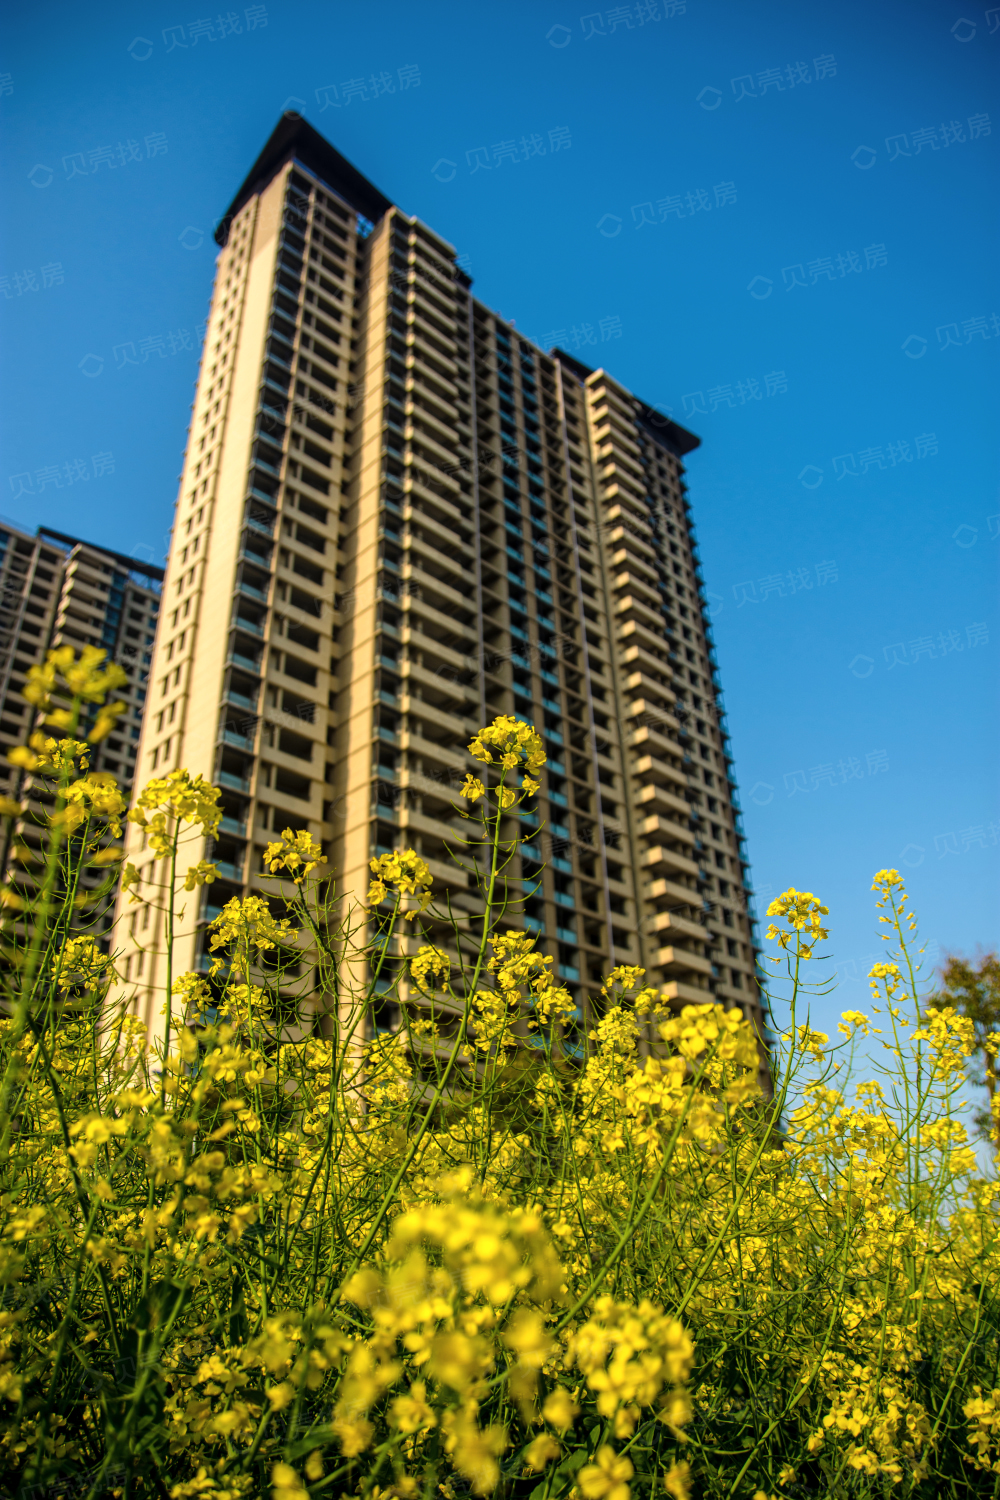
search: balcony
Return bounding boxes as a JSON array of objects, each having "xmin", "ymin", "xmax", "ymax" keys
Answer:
[
  {"xmin": 648, "ymin": 910, "xmax": 708, "ymax": 943},
  {"xmin": 237, "ymin": 579, "xmax": 270, "ymax": 604},
  {"xmin": 632, "ymin": 768, "xmax": 687, "ymax": 812},
  {"xmin": 233, "ymin": 615, "xmax": 265, "ymax": 638},
  {"xmin": 645, "ymin": 875, "xmax": 699, "ymax": 907},
  {"xmin": 213, "ymin": 859, "xmax": 245, "ymax": 883},
  {"xmin": 220, "ymin": 726, "xmax": 255, "ymax": 751},
  {"xmin": 638, "ymin": 813, "xmax": 696, "ymax": 846},
  {"xmin": 655, "ymin": 945, "xmax": 713, "ymax": 978},
  {"xmin": 217, "ymin": 770, "xmax": 251, "ymax": 794},
  {"xmin": 265, "ymin": 341, "xmax": 294, "ymax": 371},
  {"xmin": 225, "ymin": 685, "xmax": 258, "ymax": 712},
  {"xmin": 661, "ymin": 979, "xmax": 713, "ymax": 1006},
  {"xmin": 226, "ymin": 651, "xmax": 261, "ymax": 676},
  {"xmin": 246, "ymin": 504, "xmax": 276, "ymax": 532},
  {"xmin": 640, "ymin": 842, "xmax": 702, "ymax": 878},
  {"xmin": 251, "ymin": 455, "xmax": 282, "ymax": 479},
  {"xmin": 219, "ymin": 816, "xmax": 247, "ymax": 839}
]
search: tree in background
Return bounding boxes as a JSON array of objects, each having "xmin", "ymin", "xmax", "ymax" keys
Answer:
[{"xmin": 928, "ymin": 950, "xmax": 1000, "ymax": 1153}]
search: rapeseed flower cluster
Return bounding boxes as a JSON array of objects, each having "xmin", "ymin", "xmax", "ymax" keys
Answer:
[
  {"xmin": 22, "ymin": 642, "xmax": 128, "ymax": 742},
  {"xmin": 129, "ymin": 767, "xmax": 224, "ymax": 856},
  {"xmin": 765, "ymin": 886, "xmax": 829, "ymax": 960},
  {"xmin": 264, "ymin": 828, "xmax": 327, "ymax": 883},
  {"xmin": 461, "ymin": 714, "xmax": 547, "ymax": 806},
  {"xmin": 409, "ymin": 943, "xmax": 451, "ymax": 992},
  {"xmin": 368, "ymin": 848, "xmax": 433, "ymax": 918}
]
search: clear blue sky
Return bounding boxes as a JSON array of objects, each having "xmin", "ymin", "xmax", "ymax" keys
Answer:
[{"xmin": 2, "ymin": 0, "xmax": 997, "ymax": 1032}]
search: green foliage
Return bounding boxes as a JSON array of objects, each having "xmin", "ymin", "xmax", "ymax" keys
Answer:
[{"xmin": 928, "ymin": 950, "xmax": 1000, "ymax": 1149}]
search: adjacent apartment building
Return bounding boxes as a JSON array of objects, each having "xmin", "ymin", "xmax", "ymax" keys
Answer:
[
  {"xmin": 116, "ymin": 113, "xmax": 765, "ymax": 1051},
  {"xmin": 0, "ymin": 521, "xmax": 161, "ymax": 928}
]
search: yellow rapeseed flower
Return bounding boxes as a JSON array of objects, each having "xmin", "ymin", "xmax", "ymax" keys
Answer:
[
  {"xmin": 264, "ymin": 827, "xmax": 326, "ymax": 882},
  {"xmin": 23, "ymin": 643, "xmax": 127, "ymax": 709},
  {"xmin": 368, "ymin": 848, "xmax": 433, "ymax": 919},
  {"xmin": 56, "ymin": 772, "xmax": 126, "ymax": 837},
  {"xmin": 664, "ymin": 1461, "xmax": 691, "ymax": 1500},
  {"xmin": 183, "ymin": 859, "xmax": 219, "ymax": 892},
  {"xmin": 578, "ymin": 1446, "xmax": 633, "ymax": 1500},
  {"xmin": 468, "ymin": 715, "xmax": 546, "ymax": 775},
  {"xmin": 410, "ymin": 944, "xmax": 451, "ymax": 992},
  {"xmin": 208, "ymin": 895, "xmax": 298, "ymax": 966},
  {"xmin": 542, "ymin": 1386, "xmax": 579, "ymax": 1431},
  {"xmin": 270, "ymin": 1463, "xmax": 309, "ymax": 1500},
  {"xmin": 766, "ymin": 887, "xmax": 830, "ymax": 959},
  {"xmin": 129, "ymin": 768, "xmax": 223, "ymax": 854},
  {"xmin": 524, "ymin": 1433, "xmax": 560, "ymax": 1470},
  {"xmin": 55, "ymin": 936, "xmax": 114, "ymax": 993}
]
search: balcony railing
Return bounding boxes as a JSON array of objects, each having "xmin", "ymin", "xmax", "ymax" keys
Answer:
[
  {"xmin": 247, "ymin": 481, "xmax": 277, "ymax": 507},
  {"xmin": 237, "ymin": 580, "xmax": 269, "ymax": 604},
  {"xmin": 226, "ymin": 651, "xmax": 261, "ymax": 675},
  {"xmin": 225, "ymin": 689, "xmax": 257, "ymax": 712},
  {"xmin": 252, "ymin": 456, "xmax": 282, "ymax": 479},
  {"xmin": 246, "ymin": 510, "xmax": 275, "ymax": 536},
  {"xmin": 217, "ymin": 770, "xmax": 251, "ymax": 793},
  {"xmin": 221, "ymin": 727, "xmax": 254, "ymax": 751},
  {"xmin": 233, "ymin": 615, "xmax": 265, "ymax": 638}
]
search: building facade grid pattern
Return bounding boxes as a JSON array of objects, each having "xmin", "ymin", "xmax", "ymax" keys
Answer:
[{"xmin": 115, "ymin": 116, "xmax": 765, "ymax": 1054}]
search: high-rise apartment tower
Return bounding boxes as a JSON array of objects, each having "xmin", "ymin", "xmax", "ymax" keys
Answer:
[
  {"xmin": 116, "ymin": 114, "xmax": 765, "ymax": 1050},
  {"xmin": 0, "ymin": 520, "xmax": 160, "ymax": 934}
]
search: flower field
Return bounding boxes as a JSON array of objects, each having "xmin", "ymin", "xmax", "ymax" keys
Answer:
[{"xmin": 1, "ymin": 650, "xmax": 998, "ymax": 1500}]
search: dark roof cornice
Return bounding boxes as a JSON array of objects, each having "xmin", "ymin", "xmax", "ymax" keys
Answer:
[
  {"xmin": 552, "ymin": 348, "xmax": 701, "ymax": 457},
  {"xmin": 215, "ymin": 112, "xmax": 394, "ymax": 246}
]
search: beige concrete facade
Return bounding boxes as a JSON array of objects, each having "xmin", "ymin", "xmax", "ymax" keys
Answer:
[{"xmin": 114, "ymin": 114, "xmax": 767, "ymax": 1057}]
